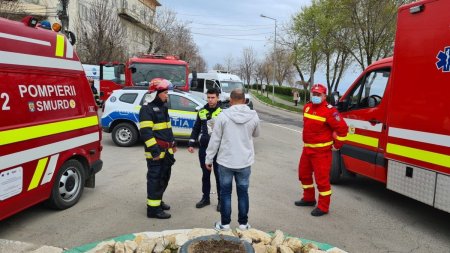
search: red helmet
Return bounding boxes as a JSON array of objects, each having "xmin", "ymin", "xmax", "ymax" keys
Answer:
[
  {"xmin": 148, "ymin": 78, "xmax": 171, "ymax": 93},
  {"xmin": 311, "ymin": 83, "xmax": 327, "ymax": 94}
]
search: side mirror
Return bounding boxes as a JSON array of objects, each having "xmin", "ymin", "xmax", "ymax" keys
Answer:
[
  {"xmin": 65, "ymin": 31, "xmax": 76, "ymax": 45},
  {"xmin": 195, "ymin": 105, "xmax": 202, "ymax": 111},
  {"xmin": 129, "ymin": 64, "xmax": 136, "ymax": 74},
  {"xmin": 330, "ymin": 91, "xmax": 340, "ymax": 106}
]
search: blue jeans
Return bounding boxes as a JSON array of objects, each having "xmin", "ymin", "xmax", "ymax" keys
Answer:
[{"xmin": 218, "ymin": 164, "xmax": 251, "ymax": 225}]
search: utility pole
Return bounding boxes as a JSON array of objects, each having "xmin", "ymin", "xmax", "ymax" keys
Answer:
[
  {"xmin": 260, "ymin": 14, "xmax": 277, "ymax": 104},
  {"xmin": 57, "ymin": 0, "xmax": 70, "ymax": 32}
]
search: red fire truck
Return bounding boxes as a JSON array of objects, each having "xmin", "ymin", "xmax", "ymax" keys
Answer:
[
  {"xmin": 99, "ymin": 54, "xmax": 189, "ymax": 102},
  {"xmin": 330, "ymin": 0, "xmax": 450, "ymax": 213},
  {"xmin": 0, "ymin": 17, "xmax": 103, "ymax": 220}
]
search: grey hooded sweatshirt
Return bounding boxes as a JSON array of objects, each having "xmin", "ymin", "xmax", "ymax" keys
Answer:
[{"xmin": 205, "ymin": 104, "xmax": 260, "ymax": 169}]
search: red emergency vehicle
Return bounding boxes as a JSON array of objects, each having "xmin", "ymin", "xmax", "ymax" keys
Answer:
[
  {"xmin": 0, "ymin": 17, "xmax": 103, "ymax": 220},
  {"xmin": 99, "ymin": 54, "xmax": 189, "ymax": 102},
  {"xmin": 330, "ymin": 0, "xmax": 450, "ymax": 213}
]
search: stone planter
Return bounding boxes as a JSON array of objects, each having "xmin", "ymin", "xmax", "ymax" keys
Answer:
[{"xmin": 180, "ymin": 235, "xmax": 254, "ymax": 253}]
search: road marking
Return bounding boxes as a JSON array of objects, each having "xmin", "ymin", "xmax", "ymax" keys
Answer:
[{"xmin": 268, "ymin": 123, "xmax": 302, "ymax": 134}]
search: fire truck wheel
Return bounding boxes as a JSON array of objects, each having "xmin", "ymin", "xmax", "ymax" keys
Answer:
[
  {"xmin": 48, "ymin": 160, "xmax": 85, "ymax": 210},
  {"xmin": 112, "ymin": 122, "xmax": 138, "ymax": 147},
  {"xmin": 330, "ymin": 150, "xmax": 342, "ymax": 184}
]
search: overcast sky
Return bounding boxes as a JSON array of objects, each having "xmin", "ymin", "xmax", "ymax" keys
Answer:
[
  {"xmin": 161, "ymin": 0, "xmax": 309, "ymax": 67},
  {"xmin": 160, "ymin": 0, "xmax": 357, "ymax": 90}
]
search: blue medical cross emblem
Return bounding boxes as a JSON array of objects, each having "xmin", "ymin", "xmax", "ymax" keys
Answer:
[{"xmin": 436, "ymin": 46, "xmax": 450, "ymax": 72}]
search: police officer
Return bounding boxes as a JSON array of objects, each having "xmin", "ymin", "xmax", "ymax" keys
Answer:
[
  {"xmin": 294, "ymin": 84, "xmax": 348, "ymax": 216},
  {"xmin": 188, "ymin": 88, "xmax": 222, "ymax": 211},
  {"xmin": 88, "ymin": 78, "xmax": 101, "ymax": 106},
  {"xmin": 139, "ymin": 78, "xmax": 176, "ymax": 219}
]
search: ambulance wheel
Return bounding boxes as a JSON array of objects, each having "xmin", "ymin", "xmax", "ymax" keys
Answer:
[
  {"xmin": 330, "ymin": 150, "xmax": 342, "ymax": 184},
  {"xmin": 112, "ymin": 122, "xmax": 138, "ymax": 147},
  {"xmin": 48, "ymin": 160, "xmax": 85, "ymax": 210}
]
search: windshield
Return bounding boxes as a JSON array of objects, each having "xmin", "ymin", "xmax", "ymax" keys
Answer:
[
  {"xmin": 220, "ymin": 81, "xmax": 244, "ymax": 92},
  {"xmin": 131, "ymin": 63, "xmax": 186, "ymax": 87}
]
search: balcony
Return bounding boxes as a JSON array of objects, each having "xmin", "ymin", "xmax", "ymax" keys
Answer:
[{"xmin": 117, "ymin": 2, "xmax": 158, "ymax": 32}]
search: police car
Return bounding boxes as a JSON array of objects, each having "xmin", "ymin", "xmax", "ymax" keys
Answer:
[{"xmin": 101, "ymin": 87, "xmax": 206, "ymax": 147}]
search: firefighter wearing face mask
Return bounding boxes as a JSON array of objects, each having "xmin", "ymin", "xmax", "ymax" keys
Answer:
[
  {"xmin": 294, "ymin": 83, "xmax": 348, "ymax": 216},
  {"xmin": 139, "ymin": 78, "xmax": 176, "ymax": 219}
]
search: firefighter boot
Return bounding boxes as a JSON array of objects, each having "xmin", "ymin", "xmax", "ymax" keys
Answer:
[
  {"xmin": 294, "ymin": 199, "xmax": 316, "ymax": 206},
  {"xmin": 161, "ymin": 201, "xmax": 170, "ymax": 211},
  {"xmin": 311, "ymin": 207, "xmax": 328, "ymax": 217},
  {"xmin": 147, "ymin": 206, "xmax": 171, "ymax": 219}
]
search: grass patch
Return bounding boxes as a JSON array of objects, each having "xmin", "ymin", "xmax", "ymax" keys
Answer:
[{"xmin": 251, "ymin": 91, "xmax": 302, "ymax": 113}]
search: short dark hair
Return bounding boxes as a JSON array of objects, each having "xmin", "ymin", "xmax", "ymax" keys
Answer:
[
  {"xmin": 206, "ymin": 88, "xmax": 219, "ymax": 97},
  {"xmin": 230, "ymin": 88, "xmax": 245, "ymax": 101}
]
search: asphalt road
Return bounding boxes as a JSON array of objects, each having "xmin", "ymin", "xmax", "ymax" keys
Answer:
[{"xmin": 0, "ymin": 98, "xmax": 449, "ymax": 252}]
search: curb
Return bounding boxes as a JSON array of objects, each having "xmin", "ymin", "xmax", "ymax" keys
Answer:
[
  {"xmin": 250, "ymin": 92, "xmax": 303, "ymax": 114},
  {"xmin": 0, "ymin": 239, "xmax": 64, "ymax": 253}
]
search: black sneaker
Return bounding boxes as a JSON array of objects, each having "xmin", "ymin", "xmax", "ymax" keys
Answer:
[
  {"xmin": 147, "ymin": 210, "xmax": 171, "ymax": 219},
  {"xmin": 196, "ymin": 198, "xmax": 210, "ymax": 208},
  {"xmin": 311, "ymin": 208, "xmax": 328, "ymax": 217},
  {"xmin": 294, "ymin": 199, "xmax": 316, "ymax": 206},
  {"xmin": 216, "ymin": 202, "xmax": 221, "ymax": 212},
  {"xmin": 161, "ymin": 201, "xmax": 170, "ymax": 211}
]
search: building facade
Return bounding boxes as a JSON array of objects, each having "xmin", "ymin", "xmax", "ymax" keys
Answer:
[{"xmin": 10, "ymin": 0, "xmax": 160, "ymax": 57}]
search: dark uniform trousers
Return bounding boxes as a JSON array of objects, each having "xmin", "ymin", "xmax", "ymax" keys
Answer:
[
  {"xmin": 198, "ymin": 145, "xmax": 220, "ymax": 200},
  {"xmin": 147, "ymin": 150, "xmax": 175, "ymax": 213}
]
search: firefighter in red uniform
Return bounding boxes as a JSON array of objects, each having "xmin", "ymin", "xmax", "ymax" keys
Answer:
[
  {"xmin": 139, "ymin": 78, "xmax": 176, "ymax": 219},
  {"xmin": 294, "ymin": 84, "xmax": 348, "ymax": 216}
]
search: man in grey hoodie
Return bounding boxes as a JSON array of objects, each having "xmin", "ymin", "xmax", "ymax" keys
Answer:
[{"xmin": 205, "ymin": 88, "xmax": 260, "ymax": 231}]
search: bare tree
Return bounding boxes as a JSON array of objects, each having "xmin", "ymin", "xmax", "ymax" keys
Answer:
[
  {"xmin": 189, "ymin": 55, "xmax": 207, "ymax": 73},
  {"xmin": 224, "ymin": 54, "xmax": 234, "ymax": 72},
  {"xmin": 75, "ymin": 0, "xmax": 126, "ymax": 64},
  {"xmin": 272, "ymin": 48, "xmax": 295, "ymax": 86},
  {"xmin": 145, "ymin": 8, "xmax": 177, "ymax": 54},
  {"xmin": 253, "ymin": 61, "xmax": 265, "ymax": 92},
  {"xmin": 213, "ymin": 63, "xmax": 225, "ymax": 71},
  {"xmin": 239, "ymin": 47, "xmax": 257, "ymax": 87},
  {"xmin": 145, "ymin": 8, "xmax": 203, "ymax": 63}
]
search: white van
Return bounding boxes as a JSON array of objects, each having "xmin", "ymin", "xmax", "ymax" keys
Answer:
[{"xmin": 188, "ymin": 70, "xmax": 253, "ymax": 109}]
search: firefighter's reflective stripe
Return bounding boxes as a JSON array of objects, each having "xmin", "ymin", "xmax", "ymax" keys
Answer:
[
  {"xmin": 28, "ymin": 157, "xmax": 48, "ymax": 191},
  {"xmin": 319, "ymin": 190, "xmax": 332, "ymax": 196},
  {"xmin": 304, "ymin": 141, "xmax": 333, "ymax": 148},
  {"xmin": 140, "ymin": 121, "xmax": 154, "ymax": 129},
  {"xmin": 55, "ymin": 34, "xmax": 65, "ymax": 57},
  {"xmin": 145, "ymin": 137, "xmax": 157, "ymax": 147},
  {"xmin": 145, "ymin": 148, "xmax": 173, "ymax": 159},
  {"xmin": 347, "ymin": 134, "xmax": 378, "ymax": 148},
  {"xmin": 302, "ymin": 184, "xmax": 314, "ymax": 189},
  {"xmin": 335, "ymin": 134, "xmax": 348, "ymax": 141},
  {"xmin": 387, "ymin": 143, "xmax": 450, "ymax": 168},
  {"xmin": 153, "ymin": 122, "xmax": 171, "ymax": 130},
  {"xmin": 304, "ymin": 113, "xmax": 326, "ymax": 122},
  {"xmin": 0, "ymin": 116, "xmax": 98, "ymax": 146},
  {"xmin": 147, "ymin": 199, "xmax": 161, "ymax": 207}
]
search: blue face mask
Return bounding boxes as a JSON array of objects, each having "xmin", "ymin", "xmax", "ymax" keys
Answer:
[{"xmin": 311, "ymin": 95, "xmax": 322, "ymax": 104}]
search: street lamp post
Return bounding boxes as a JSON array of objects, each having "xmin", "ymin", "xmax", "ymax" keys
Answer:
[{"xmin": 260, "ymin": 14, "xmax": 276, "ymax": 104}]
